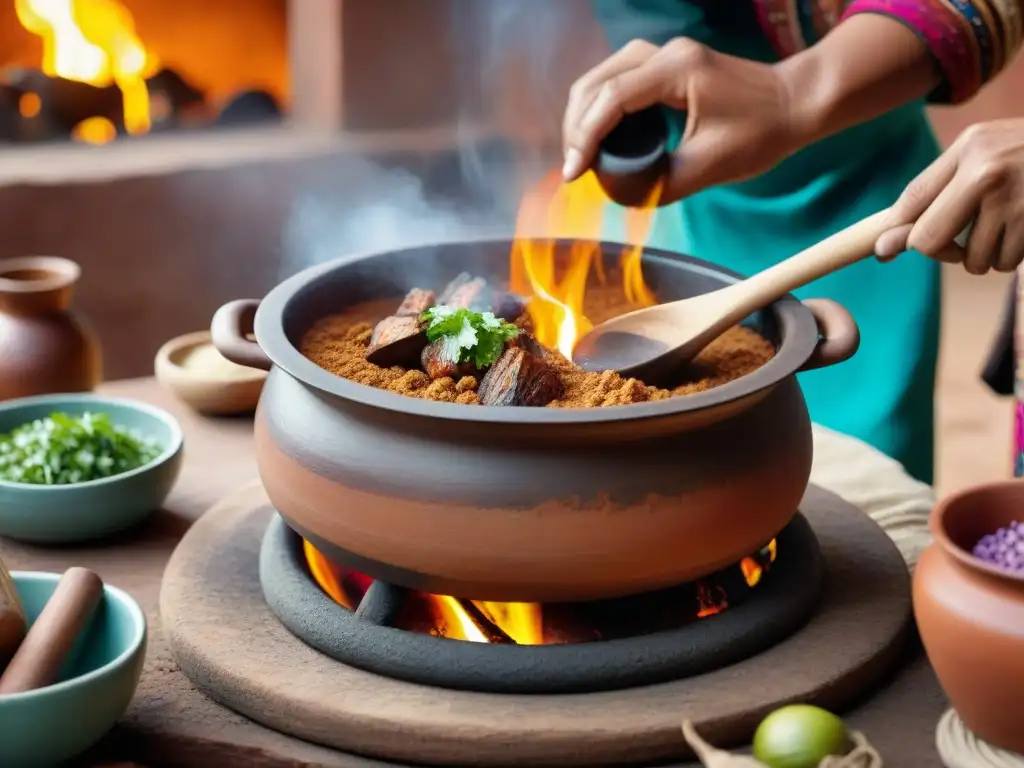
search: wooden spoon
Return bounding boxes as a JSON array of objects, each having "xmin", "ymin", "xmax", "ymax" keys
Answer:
[{"xmin": 572, "ymin": 207, "xmax": 894, "ymax": 384}]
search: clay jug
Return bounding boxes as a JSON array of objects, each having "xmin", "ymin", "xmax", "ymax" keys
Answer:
[
  {"xmin": 913, "ymin": 480, "xmax": 1024, "ymax": 753},
  {"xmin": 0, "ymin": 256, "xmax": 101, "ymax": 400}
]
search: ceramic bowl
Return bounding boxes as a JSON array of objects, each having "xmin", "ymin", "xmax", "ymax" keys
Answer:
[
  {"xmin": 0, "ymin": 393, "xmax": 184, "ymax": 543},
  {"xmin": 0, "ymin": 571, "xmax": 147, "ymax": 768},
  {"xmin": 913, "ymin": 480, "xmax": 1024, "ymax": 753},
  {"xmin": 155, "ymin": 330, "xmax": 265, "ymax": 415}
]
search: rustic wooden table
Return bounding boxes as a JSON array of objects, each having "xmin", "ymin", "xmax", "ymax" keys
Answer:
[{"xmin": 0, "ymin": 379, "xmax": 953, "ymax": 767}]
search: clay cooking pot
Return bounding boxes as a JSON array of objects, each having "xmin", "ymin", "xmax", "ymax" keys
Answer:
[
  {"xmin": 913, "ymin": 480, "xmax": 1024, "ymax": 753},
  {"xmin": 212, "ymin": 239, "xmax": 858, "ymax": 603}
]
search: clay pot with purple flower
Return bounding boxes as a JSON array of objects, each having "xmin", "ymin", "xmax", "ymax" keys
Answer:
[
  {"xmin": 0, "ymin": 256, "xmax": 101, "ymax": 401},
  {"xmin": 913, "ymin": 480, "xmax": 1024, "ymax": 753}
]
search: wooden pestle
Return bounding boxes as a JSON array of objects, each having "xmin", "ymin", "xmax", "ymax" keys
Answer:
[
  {"xmin": 0, "ymin": 567, "xmax": 104, "ymax": 694},
  {"xmin": 0, "ymin": 555, "xmax": 27, "ymax": 673}
]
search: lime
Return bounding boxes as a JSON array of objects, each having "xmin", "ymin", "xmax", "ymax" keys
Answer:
[{"xmin": 751, "ymin": 705, "xmax": 850, "ymax": 768}]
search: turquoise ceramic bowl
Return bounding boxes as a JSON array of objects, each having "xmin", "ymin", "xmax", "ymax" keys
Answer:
[
  {"xmin": 0, "ymin": 393, "xmax": 184, "ymax": 543},
  {"xmin": 0, "ymin": 571, "xmax": 147, "ymax": 768}
]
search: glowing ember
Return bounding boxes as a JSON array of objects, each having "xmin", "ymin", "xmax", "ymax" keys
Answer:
[
  {"xmin": 509, "ymin": 170, "xmax": 663, "ymax": 358},
  {"xmin": 16, "ymin": 0, "xmax": 160, "ymax": 140},
  {"xmin": 696, "ymin": 582, "xmax": 728, "ymax": 618}
]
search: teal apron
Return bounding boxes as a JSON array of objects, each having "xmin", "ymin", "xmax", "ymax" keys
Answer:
[{"xmin": 596, "ymin": 0, "xmax": 940, "ymax": 483}]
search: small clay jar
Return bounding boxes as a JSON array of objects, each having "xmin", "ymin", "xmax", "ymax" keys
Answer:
[
  {"xmin": 913, "ymin": 480, "xmax": 1024, "ymax": 753},
  {"xmin": 593, "ymin": 106, "xmax": 671, "ymax": 207},
  {"xmin": 0, "ymin": 256, "xmax": 101, "ymax": 401}
]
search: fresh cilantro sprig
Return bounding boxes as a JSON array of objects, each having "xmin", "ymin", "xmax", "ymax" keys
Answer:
[{"xmin": 420, "ymin": 305, "xmax": 520, "ymax": 368}]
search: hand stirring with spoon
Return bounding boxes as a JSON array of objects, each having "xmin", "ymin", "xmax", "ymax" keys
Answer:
[{"xmin": 571, "ymin": 207, "xmax": 897, "ymax": 384}]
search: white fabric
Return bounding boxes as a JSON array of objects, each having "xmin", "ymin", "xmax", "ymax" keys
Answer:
[{"xmin": 810, "ymin": 424, "xmax": 935, "ymax": 571}]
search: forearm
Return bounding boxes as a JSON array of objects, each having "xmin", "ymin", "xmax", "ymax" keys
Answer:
[
  {"xmin": 775, "ymin": 13, "xmax": 939, "ymax": 145},
  {"xmin": 776, "ymin": 0, "xmax": 1024, "ymax": 146}
]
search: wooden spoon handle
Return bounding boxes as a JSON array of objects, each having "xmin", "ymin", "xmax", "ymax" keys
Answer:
[{"xmin": 723, "ymin": 207, "xmax": 894, "ymax": 318}]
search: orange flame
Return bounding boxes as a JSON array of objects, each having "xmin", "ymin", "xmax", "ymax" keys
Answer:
[
  {"xmin": 303, "ymin": 537, "xmax": 779, "ymax": 644},
  {"xmin": 16, "ymin": 0, "xmax": 159, "ymax": 140},
  {"xmin": 509, "ymin": 171, "xmax": 662, "ymax": 358},
  {"xmin": 432, "ymin": 596, "xmax": 490, "ymax": 643},
  {"xmin": 472, "ymin": 601, "xmax": 544, "ymax": 645}
]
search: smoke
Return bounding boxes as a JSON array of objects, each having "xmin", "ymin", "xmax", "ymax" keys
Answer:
[{"xmin": 280, "ymin": 0, "xmax": 600, "ymax": 280}]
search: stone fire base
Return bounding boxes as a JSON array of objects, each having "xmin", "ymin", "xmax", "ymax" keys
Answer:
[{"xmin": 160, "ymin": 482, "xmax": 913, "ymax": 767}]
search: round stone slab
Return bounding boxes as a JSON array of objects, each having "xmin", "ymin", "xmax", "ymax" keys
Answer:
[{"xmin": 161, "ymin": 482, "xmax": 913, "ymax": 767}]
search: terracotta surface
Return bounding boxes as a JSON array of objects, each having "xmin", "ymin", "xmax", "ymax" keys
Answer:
[
  {"xmin": 218, "ymin": 240, "xmax": 833, "ymax": 602},
  {"xmin": 162, "ymin": 482, "xmax": 909, "ymax": 766},
  {"xmin": 913, "ymin": 480, "xmax": 1024, "ymax": 754},
  {"xmin": 0, "ymin": 378, "xmax": 953, "ymax": 766},
  {"xmin": 0, "ymin": 256, "xmax": 101, "ymax": 401}
]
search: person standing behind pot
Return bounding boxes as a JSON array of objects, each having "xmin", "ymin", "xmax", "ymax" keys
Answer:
[{"xmin": 563, "ymin": 1, "xmax": 1024, "ymax": 484}]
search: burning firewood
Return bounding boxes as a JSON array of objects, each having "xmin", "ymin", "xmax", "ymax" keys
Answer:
[
  {"xmin": 478, "ymin": 347, "xmax": 563, "ymax": 407},
  {"xmin": 439, "ymin": 273, "xmax": 488, "ymax": 310},
  {"xmin": 365, "ymin": 316, "xmax": 427, "ymax": 368},
  {"xmin": 395, "ymin": 288, "xmax": 437, "ymax": 318},
  {"xmin": 421, "ymin": 339, "xmax": 480, "ymax": 380}
]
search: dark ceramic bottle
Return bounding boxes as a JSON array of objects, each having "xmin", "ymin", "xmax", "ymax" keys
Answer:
[{"xmin": 0, "ymin": 256, "xmax": 101, "ymax": 401}]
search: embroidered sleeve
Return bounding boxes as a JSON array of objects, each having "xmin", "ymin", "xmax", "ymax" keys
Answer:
[{"xmin": 841, "ymin": 0, "xmax": 1024, "ymax": 104}]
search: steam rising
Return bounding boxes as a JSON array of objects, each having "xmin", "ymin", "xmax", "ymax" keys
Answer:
[{"xmin": 280, "ymin": 0, "xmax": 605, "ymax": 280}]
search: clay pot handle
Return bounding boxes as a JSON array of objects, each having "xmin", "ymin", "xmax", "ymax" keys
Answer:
[
  {"xmin": 211, "ymin": 299, "xmax": 273, "ymax": 372},
  {"xmin": 798, "ymin": 298, "xmax": 861, "ymax": 372}
]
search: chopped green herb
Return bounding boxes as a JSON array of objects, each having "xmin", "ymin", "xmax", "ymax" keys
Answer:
[
  {"xmin": 420, "ymin": 306, "xmax": 520, "ymax": 368},
  {"xmin": 0, "ymin": 411, "xmax": 163, "ymax": 485}
]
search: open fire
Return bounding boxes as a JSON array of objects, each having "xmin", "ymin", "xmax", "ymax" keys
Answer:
[
  {"xmin": 305, "ymin": 537, "xmax": 778, "ymax": 645},
  {"xmin": 5, "ymin": 0, "xmax": 282, "ymax": 143},
  {"xmin": 16, "ymin": 0, "xmax": 157, "ymax": 142},
  {"xmin": 509, "ymin": 169, "xmax": 663, "ymax": 358}
]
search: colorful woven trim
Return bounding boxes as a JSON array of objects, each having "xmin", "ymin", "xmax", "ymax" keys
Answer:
[
  {"xmin": 841, "ymin": 0, "xmax": 981, "ymax": 103},
  {"xmin": 941, "ymin": 0, "xmax": 997, "ymax": 81}
]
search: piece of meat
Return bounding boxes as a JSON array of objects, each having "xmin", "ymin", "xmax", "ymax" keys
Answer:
[
  {"xmin": 421, "ymin": 339, "xmax": 480, "ymax": 380},
  {"xmin": 395, "ymin": 288, "xmax": 436, "ymax": 318},
  {"xmin": 512, "ymin": 332, "xmax": 560, "ymax": 364},
  {"xmin": 438, "ymin": 272, "xmax": 472, "ymax": 304},
  {"xmin": 439, "ymin": 272, "xmax": 489, "ymax": 310},
  {"xmin": 478, "ymin": 347, "xmax": 563, "ymax": 407},
  {"xmin": 365, "ymin": 316, "xmax": 428, "ymax": 367},
  {"xmin": 446, "ymin": 277, "xmax": 488, "ymax": 310},
  {"xmin": 490, "ymin": 290, "xmax": 527, "ymax": 321}
]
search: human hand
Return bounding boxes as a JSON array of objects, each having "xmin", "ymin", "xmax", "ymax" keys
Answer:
[
  {"xmin": 875, "ymin": 120, "xmax": 1024, "ymax": 274},
  {"xmin": 561, "ymin": 38, "xmax": 807, "ymax": 204}
]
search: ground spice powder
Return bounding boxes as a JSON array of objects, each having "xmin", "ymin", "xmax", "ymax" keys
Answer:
[{"xmin": 299, "ymin": 288, "xmax": 775, "ymax": 407}]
